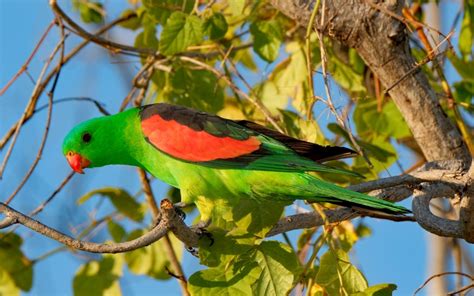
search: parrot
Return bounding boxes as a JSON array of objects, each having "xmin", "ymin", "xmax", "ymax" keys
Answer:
[{"xmin": 62, "ymin": 103, "xmax": 409, "ymax": 228}]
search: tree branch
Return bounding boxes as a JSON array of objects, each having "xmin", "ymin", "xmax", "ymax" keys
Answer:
[
  {"xmin": 270, "ymin": 0, "xmax": 473, "ymax": 244},
  {"xmin": 1, "ymin": 160, "xmax": 471, "ymax": 253},
  {"xmin": 0, "ymin": 199, "xmax": 196, "ymax": 253}
]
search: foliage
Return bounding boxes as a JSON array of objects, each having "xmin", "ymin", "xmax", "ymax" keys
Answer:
[{"xmin": 3, "ymin": 0, "xmax": 473, "ymax": 295}]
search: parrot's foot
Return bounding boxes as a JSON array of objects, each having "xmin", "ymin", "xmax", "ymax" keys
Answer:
[
  {"xmin": 192, "ymin": 221, "xmax": 214, "ymax": 246},
  {"xmin": 173, "ymin": 202, "xmax": 188, "ymax": 221},
  {"xmin": 186, "ymin": 246, "xmax": 199, "ymax": 258}
]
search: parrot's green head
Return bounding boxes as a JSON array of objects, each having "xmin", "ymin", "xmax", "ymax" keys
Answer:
[{"xmin": 62, "ymin": 116, "xmax": 114, "ymax": 173}]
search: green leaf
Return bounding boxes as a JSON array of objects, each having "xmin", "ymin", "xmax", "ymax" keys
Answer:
[
  {"xmin": 252, "ymin": 241, "xmax": 300, "ymax": 296},
  {"xmin": 354, "ymin": 99, "xmax": 411, "ymax": 139},
  {"xmin": 73, "ymin": 0, "xmax": 103, "ymax": 24},
  {"xmin": 135, "ymin": 25, "xmax": 159, "ymax": 51},
  {"xmin": 73, "ymin": 255, "xmax": 123, "ymax": 296},
  {"xmin": 77, "ymin": 187, "xmax": 144, "ymax": 222},
  {"xmin": 349, "ymin": 48, "xmax": 365, "ymax": 75},
  {"xmin": 255, "ymin": 81, "xmax": 288, "ymax": 113},
  {"xmin": 0, "ymin": 270, "xmax": 20, "ymax": 296},
  {"xmin": 459, "ymin": 1, "xmax": 473, "ymax": 59},
  {"xmin": 0, "ymin": 233, "xmax": 33, "ymax": 292},
  {"xmin": 160, "ymin": 11, "xmax": 204, "ymax": 55},
  {"xmin": 143, "ymin": 0, "xmax": 195, "ymax": 25},
  {"xmin": 160, "ymin": 66, "xmax": 224, "ymax": 113},
  {"xmin": 355, "ymin": 223, "xmax": 372, "ymax": 238},
  {"xmin": 198, "ymin": 228, "xmax": 255, "ymax": 268},
  {"xmin": 272, "ymin": 42, "xmax": 308, "ymax": 112},
  {"xmin": 327, "ymin": 51, "xmax": 366, "ymax": 94},
  {"xmin": 125, "ymin": 230, "xmax": 183, "ymax": 280},
  {"xmin": 353, "ymin": 136, "xmax": 397, "ymax": 176},
  {"xmin": 250, "ymin": 20, "xmax": 283, "ymax": 62},
  {"xmin": 107, "ymin": 220, "xmax": 127, "ymax": 242},
  {"xmin": 228, "ymin": 0, "xmax": 246, "ymax": 17},
  {"xmin": 454, "ymin": 80, "xmax": 474, "ymax": 105},
  {"xmin": 231, "ymin": 198, "xmax": 288, "ymax": 238},
  {"xmin": 204, "ymin": 13, "xmax": 228, "ymax": 40},
  {"xmin": 315, "ymin": 250, "xmax": 368, "ymax": 295},
  {"xmin": 448, "ymin": 52, "xmax": 474, "ymax": 80},
  {"xmin": 352, "ymin": 283, "xmax": 397, "ymax": 296},
  {"xmin": 119, "ymin": 9, "xmax": 142, "ymax": 30},
  {"xmin": 188, "ymin": 256, "xmax": 261, "ymax": 296}
]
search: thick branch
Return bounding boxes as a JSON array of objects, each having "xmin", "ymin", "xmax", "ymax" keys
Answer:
[
  {"xmin": 1, "ymin": 160, "xmax": 471, "ymax": 251},
  {"xmin": 271, "ymin": 0, "xmax": 473, "ymax": 243},
  {"xmin": 271, "ymin": 0, "xmax": 470, "ymax": 162},
  {"xmin": 412, "ymin": 183, "xmax": 463, "ymax": 238},
  {"xmin": 0, "ymin": 199, "xmax": 199, "ymax": 253}
]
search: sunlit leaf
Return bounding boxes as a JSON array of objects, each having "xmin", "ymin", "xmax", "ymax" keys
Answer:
[
  {"xmin": 134, "ymin": 25, "xmax": 159, "ymax": 51},
  {"xmin": 250, "ymin": 20, "xmax": 283, "ymax": 62},
  {"xmin": 354, "ymin": 99, "xmax": 411, "ymax": 139},
  {"xmin": 73, "ymin": 255, "xmax": 123, "ymax": 296},
  {"xmin": 107, "ymin": 220, "xmax": 127, "ymax": 242},
  {"xmin": 119, "ymin": 9, "xmax": 142, "ymax": 30},
  {"xmin": 252, "ymin": 241, "xmax": 301, "ymax": 296},
  {"xmin": 143, "ymin": 0, "xmax": 194, "ymax": 25},
  {"xmin": 0, "ymin": 233, "xmax": 33, "ymax": 292},
  {"xmin": 459, "ymin": 1, "xmax": 473, "ymax": 59},
  {"xmin": 204, "ymin": 13, "xmax": 228, "ymax": 40},
  {"xmin": 160, "ymin": 11, "xmax": 204, "ymax": 55},
  {"xmin": 0, "ymin": 270, "xmax": 20, "ymax": 296},
  {"xmin": 160, "ymin": 66, "xmax": 224, "ymax": 113},
  {"xmin": 125, "ymin": 230, "xmax": 183, "ymax": 280},
  {"xmin": 352, "ymin": 283, "xmax": 397, "ymax": 296},
  {"xmin": 198, "ymin": 228, "xmax": 255, "ymax": 267},
  {"xmin": 73, "ymin": 0, "xmax": 103, "ymax": 24},
  {"xmin": 188, "ymin": 255, "xmax": 261, "ymax": 296},
  {"xmin": 315, "ymin": 249, "xmax": 368, "ymax": 294}
]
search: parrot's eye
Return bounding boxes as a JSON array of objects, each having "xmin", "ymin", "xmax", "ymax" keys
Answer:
[{"xmin": 82, "ymin": 133, "xmax": 92, "ymax": 143}]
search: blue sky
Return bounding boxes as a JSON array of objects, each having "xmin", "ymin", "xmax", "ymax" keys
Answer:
[{"xmin": 0, "ymin": 1, "xmax": 471, "ymax": 295}]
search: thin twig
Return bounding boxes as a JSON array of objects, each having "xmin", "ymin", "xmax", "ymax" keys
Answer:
[
  {"xmin": 0, "ymin": 199, "xmax": 191, "ymax": 253},
  {"xmin": 305, "ymin": 0, "xmax": 321, "ymax": 119},
  {"xmin": 413, "ymin": 271, "xmax": 474, "ymax": 295},
  {"xmin": 35, "ymin": 97, "xmax": 110, "ymax": 115},
  {"xmin": 0, "ymin": 32, "xmax": 67, "ymax": 179},
  {"xmin": 5, "ymin": 17, "xmax": 66, "ymax": 204},
  {"xmin": 223, "ymin": 56, "xmax": 284, "ymax": 133},
  {"xmin": 312, "ymin": 0, "xmax": 371, "ymax": 166},
  {"xmin": 180, "ymin": 55, "xmax": 283, "ymax": 133},
  {"xmin": 49, "ymin": 0, "xmax": 155, "ymax": 56},
  {"xmin": 30, "ymin": 172, "xmax": 75, "ymax": 217},
  {"xmin": 0, "ymin": 20, "xmax": 55, "ymax": 96},
  {"xmin": 0, "ymin": 14, "xmax": 137, "ymax": 150},
  {"xmin": 137, "ymin": 169, "xmax": 189, "ymax": 295},
  {"xmin": 447, "ymin": 283, "xmax": 474, "ymax": 296}
]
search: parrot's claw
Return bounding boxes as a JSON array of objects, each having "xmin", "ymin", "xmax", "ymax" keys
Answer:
[
  {"xmin": 173, "ymin": 203, "xmax": 187, "ymax": 221},
  {"xmin": 186, "ymin": 246, "xmax": 199, "ymax": 258},
  {"xmin": 192, "ymin": 221, "xmax": 213, "ymax": 246}
]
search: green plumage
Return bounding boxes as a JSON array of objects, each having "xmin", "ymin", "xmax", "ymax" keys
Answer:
[{"xmin": 62, "ymin": 106, "xmax": 409, "ymax": 226}]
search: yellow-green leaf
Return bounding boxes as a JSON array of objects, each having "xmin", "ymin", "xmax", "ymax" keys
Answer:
[
  {"xmin": 125, "ymin": 230, "xmax": 183, "ymax": 280},
  {"xmin": 73, "ymin": 255, "xmax": 123, "ymax": 296},
  {"xmin": 160, "ymin": 11, "xmax": 204, "ymax": 55},
  {"xmin": 250, "ymin": 20, "xmax": 283, "ymax": 62},
  {"xmin": 252, "ymin": 241, "xmax": 301, "ymax": 296}
]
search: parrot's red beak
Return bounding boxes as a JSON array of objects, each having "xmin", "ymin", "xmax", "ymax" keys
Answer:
[{"xmin": 66, "ymin": 152, "xmax": 90, "ymax": 174}]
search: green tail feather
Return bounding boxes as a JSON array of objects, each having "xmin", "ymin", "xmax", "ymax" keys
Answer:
[{"xmin": 304, "ymin": 176, "xmax": 411, "ymax": 214}]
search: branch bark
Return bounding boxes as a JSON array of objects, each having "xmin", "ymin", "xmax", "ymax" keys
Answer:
[
  {"xmin": 1, "ymin": 160, "xmax": 469, "ymax": 253},
  {"xmin": 271, "ymin": 0, "xmax": 473, "ymax": 243}
]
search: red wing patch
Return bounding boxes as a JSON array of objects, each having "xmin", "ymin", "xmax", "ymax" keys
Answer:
[{"xmin": 141, "ymin": 115, "xmax": 261, "ymax": 162}]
